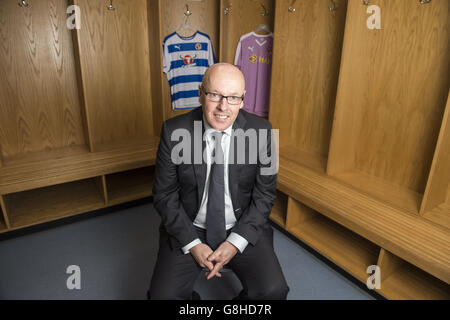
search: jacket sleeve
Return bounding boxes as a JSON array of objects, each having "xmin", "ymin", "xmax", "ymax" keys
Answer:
[
  {"xmin": 152, "ymin": 121, "xmax": 199, "ymax": 248},
  {"xmin": 231, "ymin": 123, "xmax": 278, "ymax": 246}
]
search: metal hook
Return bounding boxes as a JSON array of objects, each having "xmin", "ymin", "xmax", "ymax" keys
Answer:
[
  {"xmin": 224, "ymin": 3, "xmax": 232, "ymax": 15},
  {"xmin": 184, "ymin": 4, "xmax": 192, "ymax": 17},
  {"xmin": 288, "ymin": 0, "xmax": 296, "ymax": 12},
  {"xmin": 183, "ymin": 3, "xmax": 192, "ymax": 25},
  {"xmin": 260, "ymin": 3, "xmax": 269, "ymax": 16},
  {"xmin": 419, "ymin": 0, "xmax": 431, "ymax": 4},
  {"xmin": 107, "ymin": 0, "xmax": 115, "ymax": 11},
  {"xmin": 329, "ymin": 0, "xmax": 338, "ymax": 11},
  {"xmin": 18, "ymin": 0, "xmax": 29, "ymax": 7},
  {"xmin": 362, "ymin": 0, "xmax": 370, "ymax": 5}
]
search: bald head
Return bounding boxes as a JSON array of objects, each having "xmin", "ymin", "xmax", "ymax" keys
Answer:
[{"xmin": 201, "ymin": 63, "xmax": 245, "ymax": 92}]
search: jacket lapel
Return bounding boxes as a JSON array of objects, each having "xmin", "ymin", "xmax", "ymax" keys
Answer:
[{"xmin": 191, "ymin": 108, "xmax": 207, "ymax": 207}]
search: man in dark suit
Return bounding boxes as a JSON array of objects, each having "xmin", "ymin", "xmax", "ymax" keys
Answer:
[{"xmin": 148, "ymin": 63, "xmax": 288, "ymax": 300}]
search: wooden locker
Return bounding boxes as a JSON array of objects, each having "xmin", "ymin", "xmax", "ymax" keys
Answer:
[
  {"xmin": 0, "ymin": 0, "xmax": 87, "ymax": 162},
  {"xmin": 73, "ymin": 0, "xmax": 154, "ymax": 151},
  {"xmin": 269, "ymin": 0, "xmax": 347, "ymax": 173},
  {"xmin": 327, "ymin": 0, "xmax": 449, "ymax": 215}
]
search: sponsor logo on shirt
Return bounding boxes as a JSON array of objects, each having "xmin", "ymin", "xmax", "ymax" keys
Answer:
[
  {"xmin": 249, "ymin": 55, "xmax": 270, "ymax": 64},
  {"xmin": 180, "ymin": 54, "xmax": 197, "ymax": 67}
]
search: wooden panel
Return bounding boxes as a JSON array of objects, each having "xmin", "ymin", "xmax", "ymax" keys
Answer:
[
  {"xmin": 147, "ymin": 0, "xmax": 164, "ymax": 137},
  {"xmin": 377, "ymin": 248, "xmax": 404, "ymax": 283},
  {"xmin": 0, "ymin": 0, "xmax": 86, "ymax": 159},
  {"xmin": 105, "ymin": 166, "xmax": 154, "ymax": 205},
  {"xmin": 378, "ymin": 249, "xmax": 450, "ymax": 300},
  {"xmin": 286, "ymin": 197, "xmax": 380, "ymax": 283},
  {"xmin": 269, "ymin": 190, "xmax": 288, "ymax": 228},
  {"xmin": 0, "ymin": 195, "xmax": 10, "ymax": 230},
  {"xmin": 94, "ymin": 175, "xmax": 108, "ymax": 204},
  {"xmin": 285, "ymin": 196, "xmax": 316, "ymax": 229},
  {"xmin": 220, "ymin": 0, "xmax": 275, "ymax": 64},
  {"xmin": 159, "ymin": 0, "xmax": 220, "ymax": 121},
  {"xmin": 269, "ymin": 0, "xmax": 347, "ymax": 171},
  {"xmin": 5, "ymin": 178, "xmax": 104, "ymax": 230},
  {"xmin": 74, "ymin": 0, "xmax": 154, "ymax": 149},
  {"xmin": 333, "ymin": 169, "xmax": 422, "ymax": 214},
  {"xmin": 421, "ymin": 91, "xmax": 450, "ymax": 219},
  {"xmin": 328, "ymin": 0, "xmax": 449, "ymax": 199},
  {"xmin": 423, "ymin": 189, "xmax": 450, "ymax": 230}
]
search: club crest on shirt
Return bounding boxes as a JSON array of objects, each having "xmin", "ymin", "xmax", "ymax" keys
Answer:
[
  {"xmin": 180, "ymin": 54, "xmax": 197, "ymax": 67},
  {"xmin": 195, "ymin": 43, "xmax": 202, "ymax": 50}
]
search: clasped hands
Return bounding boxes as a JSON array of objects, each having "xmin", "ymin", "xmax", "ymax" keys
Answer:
[{"xmin": 190, "ymin": 241, "xmax": 238, "ymax": 280}]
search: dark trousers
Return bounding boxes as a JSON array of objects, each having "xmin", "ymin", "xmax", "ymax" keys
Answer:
[{"xmin": 148, "ymin": 224, "xmax": 289, "ymax": 300}]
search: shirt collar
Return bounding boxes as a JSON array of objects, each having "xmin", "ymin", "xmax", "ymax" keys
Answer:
[{"xmin": 203, "ymin": 114, "xmax": 233, "ymax": 137}]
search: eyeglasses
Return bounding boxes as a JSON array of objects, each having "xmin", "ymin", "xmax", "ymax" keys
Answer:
[{"xmin": 201, "ymin": 87, "xmax": 244, "ymax": 105}]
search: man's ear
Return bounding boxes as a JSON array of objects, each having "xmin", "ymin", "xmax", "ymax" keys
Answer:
[
  {"xmin": 198, "ymin": 86, "xmax": 204, "ymax": 104},
  {"xmin": 239, "ymin": 90, "xmax": 246, "ymax": 109}
]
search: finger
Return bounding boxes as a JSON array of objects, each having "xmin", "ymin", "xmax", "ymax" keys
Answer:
[
  {"xmin": 206, "ymin": 270, "xmax": 222, "ymax": 279},
  {"xmin": 207, "ymin": 263, "xmax": 223, "ymax": 280},
  {"xmin": 207, "ymin": 252, "xmax": 218, "ymax": 262},
  {"xmin": 204, "ymin": 260, "xmax": 215, "ymax": 271}
]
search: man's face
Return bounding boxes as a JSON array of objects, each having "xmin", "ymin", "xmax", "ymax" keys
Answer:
[{"xmin": 200, "ymin": 66, "xmax": 246, "ymax": 131}]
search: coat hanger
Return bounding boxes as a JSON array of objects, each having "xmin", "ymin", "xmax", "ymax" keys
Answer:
[
  {"xmin": 177, "ymin": 4, "xmax": 196, "ymax": 37},
  {"xmin": 254, "ymin": 24, "xmax": 272, "ymax": 35}
]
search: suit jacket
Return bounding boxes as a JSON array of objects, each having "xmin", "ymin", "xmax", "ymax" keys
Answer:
[{"xmin": 152, "ymin": 107, "xmax": 277, "ymax": 250}]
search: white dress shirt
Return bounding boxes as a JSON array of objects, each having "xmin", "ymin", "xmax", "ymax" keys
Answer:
[{"xmin": 181, "ymin": 116, "xmax": 249, "ymax": 254}]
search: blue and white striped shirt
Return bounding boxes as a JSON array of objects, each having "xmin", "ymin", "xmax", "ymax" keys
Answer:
[{"xmin": 162, "ymin": 31, "xmax": 216, "ymax": 110}]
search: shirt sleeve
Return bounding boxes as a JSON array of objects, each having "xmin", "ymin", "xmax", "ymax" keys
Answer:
[
  {"xmin": 162, "ymin": 38, "xmax": 170, "ymax": 74},
  {"xmin": 208, "ymin": 37, "xmax": 216, "ymax": 65},
  {"xmin": 234, "ymin": 37, "xmax": 242, "ymax": 68},
  {"xmin": 227, "ymin": 232, "xmax": 249, "ymax": 253},
  {"xmin": 182, "ymin": 238, "xmax": 202, "ymax": 254}
]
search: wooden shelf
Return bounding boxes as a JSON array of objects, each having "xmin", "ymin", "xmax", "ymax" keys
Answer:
[
  {"xmin": 382, "ymin": 263, "xmax": 450, "ymax": 300},
  {"xmin": 105, "ymin": 166, "xmax": 155, "ymax": 205},
  {"xmin": 269, "ymin": 190, "xmax": 288, "ymax": 228},
  {"xmin": 378, "ymin": 249, "xmax": 450, "ymax": 300},
  {"xmin": 280, "ymin": 146, "xmax": 327, "ymax": 174},
  {"xmin": 286, "ymin": 198, "xmax": 380, "ymax": 283},
  {"xmin": 333, "ymin": 169, "xmax": 422, "ymax": 215},
  {"xmin": 4, "ymin": 178, "xmax": 105, "ymax": 231}
]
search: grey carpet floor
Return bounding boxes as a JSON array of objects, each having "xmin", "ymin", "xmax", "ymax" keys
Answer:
[{"xmin": 0, "ymin": 200, "xmax": 377, "ymax": 300}]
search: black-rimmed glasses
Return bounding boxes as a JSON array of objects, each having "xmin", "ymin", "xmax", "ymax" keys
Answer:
[{"xmin": 201, "ymin": 87, "xmax": 244, "ymax": 105}]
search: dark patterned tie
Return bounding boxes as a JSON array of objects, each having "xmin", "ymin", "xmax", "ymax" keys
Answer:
[{"xmin": 206, "ymin": 131, "xmax": 226, "ymax": 249}]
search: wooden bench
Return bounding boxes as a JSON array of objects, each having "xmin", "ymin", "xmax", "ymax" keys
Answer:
[{"xmin": 0, "ymin": 138, "xmax": 158, "ymax": 232}]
